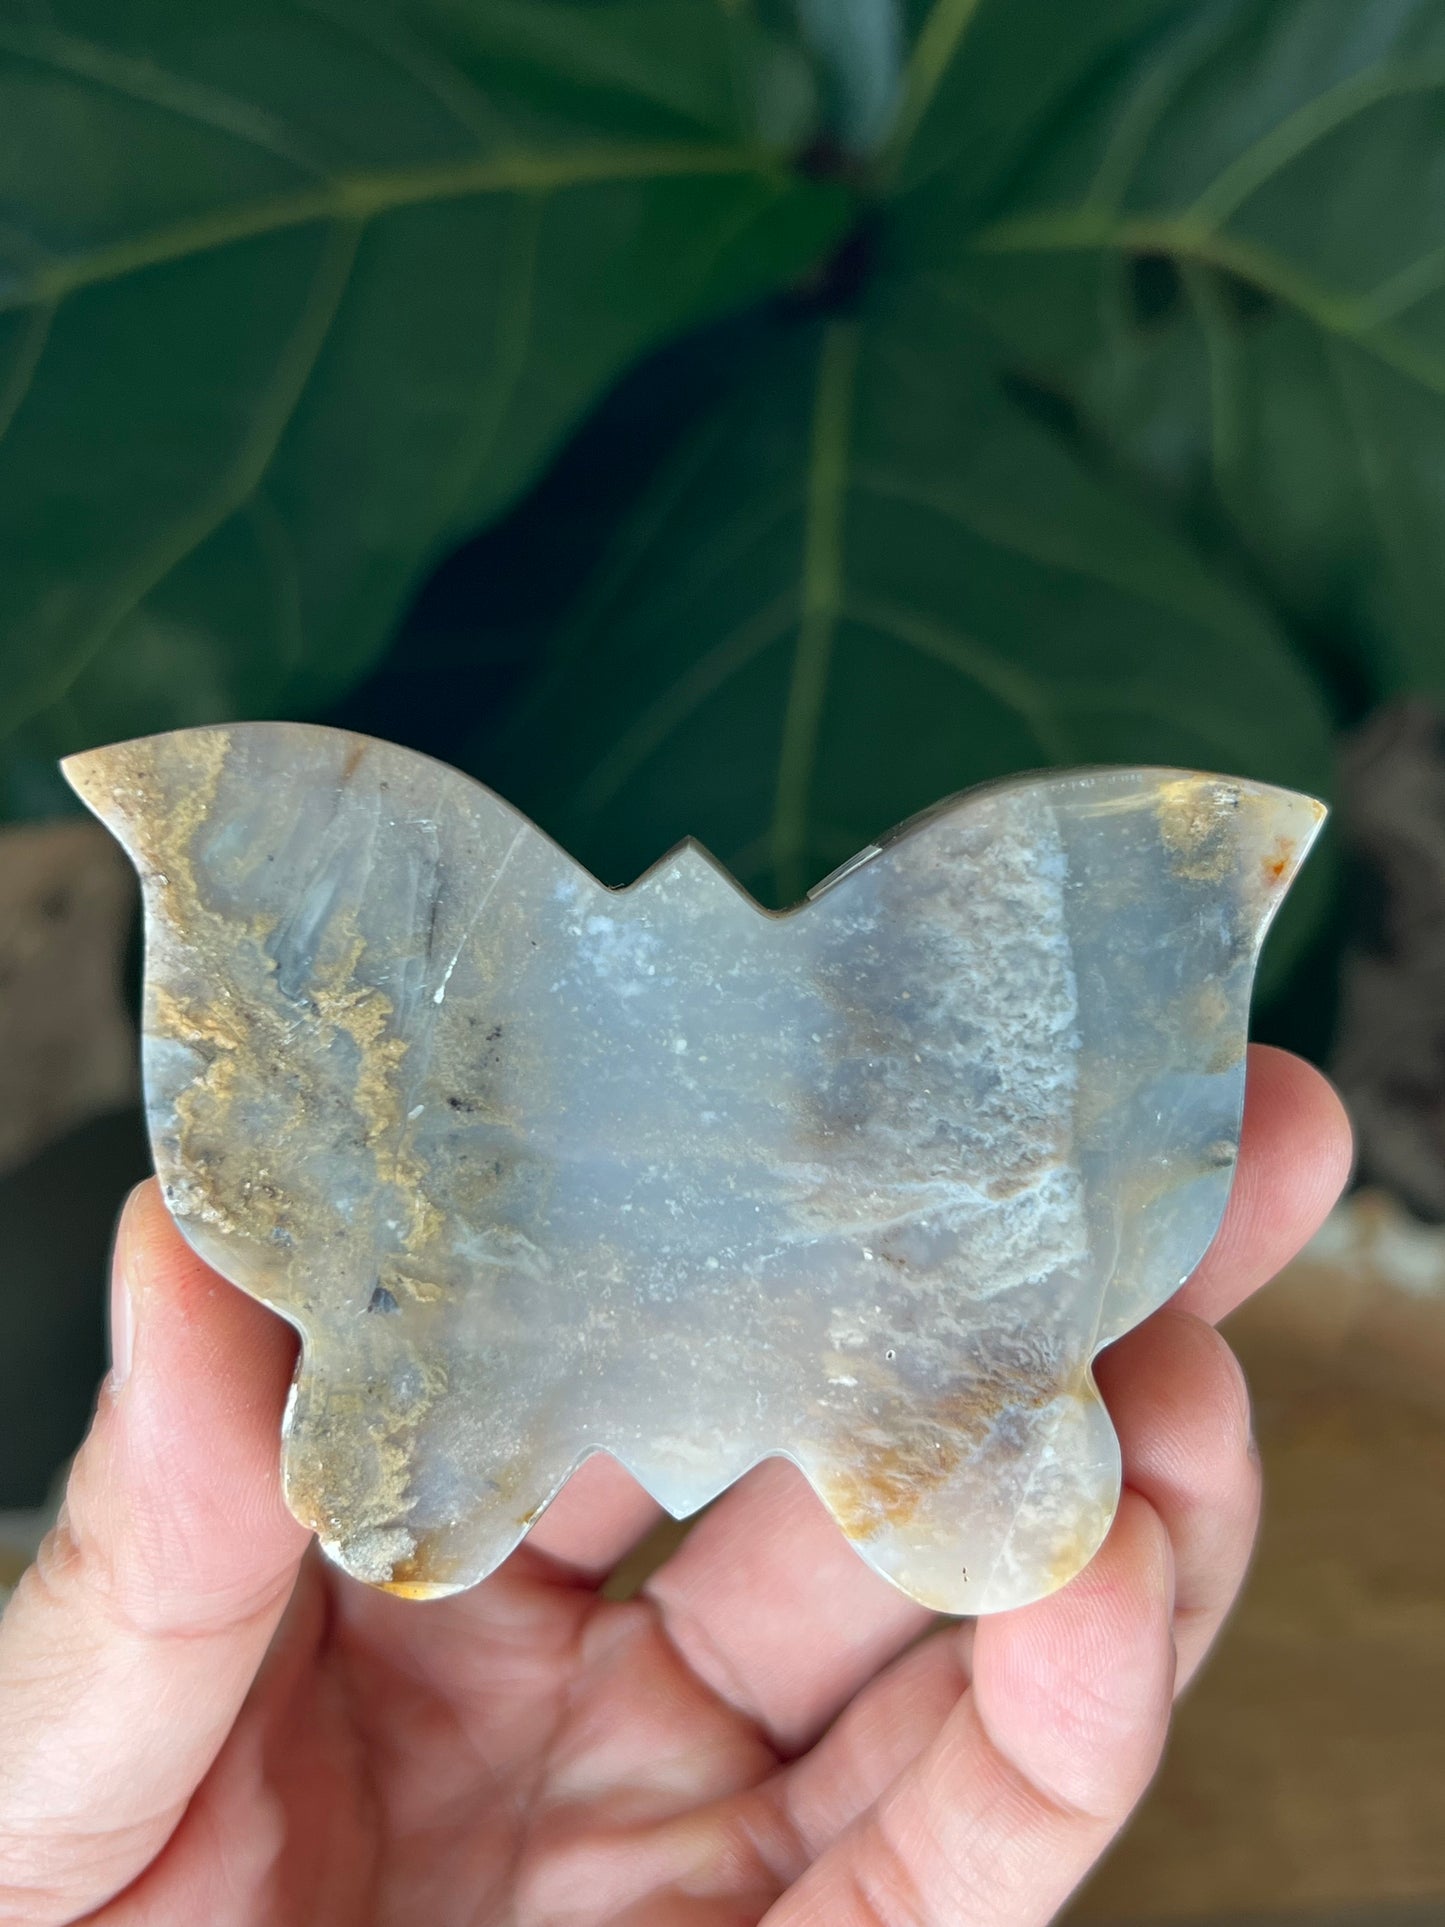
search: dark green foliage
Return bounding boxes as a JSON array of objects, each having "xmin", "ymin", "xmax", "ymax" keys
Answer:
[
  {"xmin": 5, "ymin": 0, "xmax": 1444, "ymax": 997},
  {"xmin": 947, "ymin": 0, "xmax": 1445, "ymax": 700},
  {"xmin": 0, "ymin": 1, "xmax": 843, "ymax": 806}
]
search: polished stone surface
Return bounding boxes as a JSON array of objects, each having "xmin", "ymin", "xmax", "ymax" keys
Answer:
[{"xmin": 65, "ymin": 726, "xmax": 1322, "ymax": 1612}]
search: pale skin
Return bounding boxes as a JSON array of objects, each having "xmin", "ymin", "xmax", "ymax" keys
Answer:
[{"xmin": 0, "ymin": 1046, "xmax": 1351, "ymax": 1927}]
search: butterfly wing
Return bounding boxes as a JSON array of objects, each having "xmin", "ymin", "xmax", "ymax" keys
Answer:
[
  {"xmin": 789, "ymin": 768, "xmax": 1323, "ymax": 1612},
  {"xmin": 64, "ymin": 722, "xmax": 607, "ymax": 1592}
]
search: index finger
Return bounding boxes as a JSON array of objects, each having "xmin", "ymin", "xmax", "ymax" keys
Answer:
[
  {"xmin": 0, "ymin": 1183, "xmax": 308, "ymax": 1923},
  {"xmin": 1173, "ymin": 1044, "xmax": 1353, "ymax": 1326}
]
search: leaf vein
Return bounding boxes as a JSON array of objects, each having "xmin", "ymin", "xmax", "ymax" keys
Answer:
[
  {"xmin": 882, "ymin": 0, "xmax": 986, "ymax": 177},
  {"xmin": 1178, "ymin": 257, "xmax": 1245, "ymax": 503},
  {"xmin": 19, "ymin": 219, "xmax": 363, "ymax": 729},
  {"xmin": 292, "ymin": 0, "xmax": 508, "ymax": 148},
  {"xmin": 438, "ymin": 191, "xmax": 546, "ymax": 522},
  {"xmin": 771, "ymin": 320, "xmax": 858, "ymax": 902},
  {"xmin": 1081, "ymin": 2, "xmax": 1239, "ymax": 218},
  {"xmin": 845, "ymin": 591, "xmax": 1069, "ymax": 761},
  {"xmin": 970, "ymin": 216, "xmax": 1445, "ymax": 401},
  {"xmin": 0, "ymin": 22, "xmax": 327, "ymax": 175},
  {"xmin": 1186, "ymin": 58, "xmax": 1445, "ymax": 228},
  {"xmin": 575, "ymin": 591, "xmax": 796, "ymax": 815},
  {"xmin": 0, "ymin": 143, "xmax": 784, "ymax": 316},
  {"xmin": 850, "ymin": 460, "xmax": 1242, "ymax": 634},
  {"xmin": 0, "ymin": 298, "xmax": 54, "ymax": 450},
  {"xmin": 1360, "ymin": 242, "xmax": 1445, "ymax": 327}
]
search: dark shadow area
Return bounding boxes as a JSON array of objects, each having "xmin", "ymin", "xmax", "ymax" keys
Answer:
[{"xmin": 0, "ymin": 1107, "xmax": 149, "ymax": 1507}]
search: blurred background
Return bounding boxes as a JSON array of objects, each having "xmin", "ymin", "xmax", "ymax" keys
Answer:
[{"xmin": 1, "ymin": 2, "xmax": 1443, "ymax": 1919}]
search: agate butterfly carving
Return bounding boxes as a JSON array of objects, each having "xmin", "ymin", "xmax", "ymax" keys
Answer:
[{"xmin": 66, "ymin": 725, "xmax": 1322, "ymax": 1613}]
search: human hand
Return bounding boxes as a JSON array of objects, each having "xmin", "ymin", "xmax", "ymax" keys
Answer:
[{"xmin": 0, "ymin": 1045, "xmax": 1351, "ymax": 1926}]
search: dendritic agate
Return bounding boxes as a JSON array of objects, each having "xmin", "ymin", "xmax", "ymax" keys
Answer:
[{"xmin": 65, "ymin": 727, "xmax": 1323, "ymax": 1614}]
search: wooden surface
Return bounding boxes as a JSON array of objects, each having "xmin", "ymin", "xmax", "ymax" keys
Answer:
[
  {"xmin": 1069, "ymin": 1194, "xmax": 1445, "ymax": 1922},
  {"xmin": 1080, "ymin": 1906, "xmax": 1445, "ymax": 1927}
]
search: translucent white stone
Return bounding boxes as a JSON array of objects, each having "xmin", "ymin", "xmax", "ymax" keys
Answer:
[{"xmin": 65, "ymin": 725, "xmax": 1322, "ymax": 1613}]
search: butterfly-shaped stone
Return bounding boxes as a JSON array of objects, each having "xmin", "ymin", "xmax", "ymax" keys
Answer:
[{"xmin": 66, "ymin": 725, "xmax": 1321, "ymax": 1612}]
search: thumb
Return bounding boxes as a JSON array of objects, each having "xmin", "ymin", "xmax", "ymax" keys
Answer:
[{"xmin": 0, "ymin": 1181, "xmax": 310, "ymax": 1923}]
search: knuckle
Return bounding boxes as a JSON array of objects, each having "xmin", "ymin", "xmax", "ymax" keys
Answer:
[{"xmin": 1164, "ymin": 1311, "xmax": 1255, "ymax": 1468}]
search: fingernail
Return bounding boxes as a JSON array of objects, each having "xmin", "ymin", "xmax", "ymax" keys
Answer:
[
  {"xmin": 109, "ymin": 1255, "xmax": 134, "ymax": 1389},
  {"xmin": 108, "ymin": 1191, "xmax": 142, "ymax": 1390}
]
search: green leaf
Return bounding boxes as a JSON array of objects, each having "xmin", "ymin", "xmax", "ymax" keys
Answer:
[
  {"xmin": 471, "ymin": 275, "xmax": 1334, "ymax": 985},
  {"xmin": 882, "ymin": 0, "xmax": 1188, "ymax": 198},
  {"xmin": 943, "ymin": 0, "xmax": 1445, "ymax": 694},
  {"xmin": 463, "ymin": 0, "xmax": 1342, "ymax": 981},
  {"xmin": 0, "ymin": 0, "xmax": 846, "ymax": 784}
]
